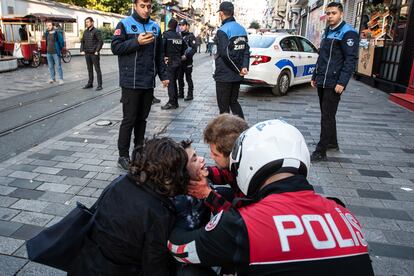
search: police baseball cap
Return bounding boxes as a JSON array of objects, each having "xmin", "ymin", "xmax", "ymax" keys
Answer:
[
  {"xmin": 217, "ymin": 2, "xmax": 234, "ymax": 13},
  {"xmin": 178, "ymin": 19, "xmax": 188, "ymax": 25}
]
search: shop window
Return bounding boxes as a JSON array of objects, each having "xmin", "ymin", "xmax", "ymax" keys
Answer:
[
  {"xmin": 280, "ymin": 38, "xmax": 299, "ymax": 52},
  {"xmin": 355, "ymin": 1, "xmax": 364, "ymax": 29},
  {"xmin": 64, "ymin": 23, "xmax": 74, "ymax": 33},
  {"xmin": 103, "ymin": 22, "xmax": 111, "ymax": 29}
]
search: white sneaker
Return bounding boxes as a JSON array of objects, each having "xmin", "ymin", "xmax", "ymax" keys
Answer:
[
  {"xmin": 48, "ymin": 79, "xmax": 54, "ymax": 84},
  {"xmin": 58, "ymin": 79, "xmax": 64, "ymax": 85}
]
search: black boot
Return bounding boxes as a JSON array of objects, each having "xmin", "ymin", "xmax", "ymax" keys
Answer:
[
  {"xmin": 184, "ymin": 92, "xmax": 193, "ymax": 101},
  {"xmin": 310, "ymin": 150, "xmax": 327, "ymax": 162},
  {"xmin": 161, "ymin": 102, "xmax": 178, "ymax": 110}
]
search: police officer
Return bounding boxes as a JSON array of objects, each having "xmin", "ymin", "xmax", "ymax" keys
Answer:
[
  {"xmin": 161, "ymin": 19, "xmax": 185, "ymax": 110},
  {"xmin": 178, "ymin": 19, "xmax": 197, "ymax": 101},
  {"xmin": 311, "ymin": 2, "xmax": 359, "ymax": 162},
  {"xmin": 112, "ymin": 0, "xmax": 169, "ymax": 170},
  {"xmin": 168, "ymin": 120, "xmax": 375, "ymax": 275},
  {"xmin": 214, "ymin": 2, "xmax": 250, "ymax": 119}
]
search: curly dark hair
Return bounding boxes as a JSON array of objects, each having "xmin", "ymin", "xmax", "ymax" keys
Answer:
[{"xmin": 129, "ymin": 137, "xmax": 189, "ymax": 197}]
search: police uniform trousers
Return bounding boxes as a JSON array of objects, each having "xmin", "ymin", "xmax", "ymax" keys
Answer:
[
  {"xmin": 178, "ymin": 63, "xmax": 194, "ymax": 97},
  {"xmin": 167, "ymin": 62, "xmax": 180, "ymax": 106},
  {"xmin": 215, "ymin": 81, "xmax": 244, "ymax": 119},
  {"xmin": 118, "ymin": 88, "xmax": 153, "ymax": 158},
  {"xmin": 316, "ymin": 87, "xmax": 341, "ymax": 153}
]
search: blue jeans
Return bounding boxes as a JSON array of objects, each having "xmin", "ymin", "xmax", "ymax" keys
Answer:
[{"xmin": 46, "ymin": 53, "xmax": 63, "ymax": 81}]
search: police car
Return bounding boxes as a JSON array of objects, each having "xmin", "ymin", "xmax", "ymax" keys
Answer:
[{"xmin": 243, "ymin": 33, "xmax": 318, "ymax": 96}]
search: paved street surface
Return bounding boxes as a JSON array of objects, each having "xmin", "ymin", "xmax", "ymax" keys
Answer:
[
  {"xmin": 0, "ymin": 56, "xmax": 119, "ymax": 101},
  {"xmin": 0, "ymin": 53, "xmax": 413, "ymax": 275}
]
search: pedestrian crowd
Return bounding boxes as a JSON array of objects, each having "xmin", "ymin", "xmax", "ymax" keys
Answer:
[{"xmin": 25, "ymin": 1, "xmax": 370, "ymax": 275}]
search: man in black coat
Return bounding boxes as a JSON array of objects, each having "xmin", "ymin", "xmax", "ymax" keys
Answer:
[
  {"xmin": 178, "ymin": 19, "xmax": 197, "ymax": 101},
  {"xmin": 162, "ymin": 19, "xmax": 186, "ymax": 110},
  {"xmin": 81, "ymin": 17, "xmax": 104, "ymax": 91},
  {"xmin": 68, "ymin": 137, "xmax": 189, "ymax": 275},
  {"xmin": 310, "ymin": 2, "xmax": 359, "ymax": 162}
]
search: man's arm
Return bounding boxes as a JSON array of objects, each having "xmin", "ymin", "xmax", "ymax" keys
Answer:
[
  {"xmin": 215, "ymin": 30, "xmax": 239, "ymax": 72},
  {"xmin": 111, "ymin": 22, "xmax": 140, "ymax": 56},
  {"xmin": 80, "ymin": 33, "xmax": 84, "ymax": 52},
  {"xmin": 142, "ymin": 220, "xmax": 175, "ymax": 275},
  {"xmin": 242, "ymin": 36, "xmax": 250, "ymax": 70},
  {"xmin": 168, "ymin": 209, "xmax": 249, "ymax": 270},
  {"xmin": 95, "ymin": 29, "xmax": 104, "ymax": 53},
  {"xmin": 184, "ymin": 33, "xmax": 197, "ymax": 59},
  {"xmin": 337, "ymin": 31, "xmax": 359, "ymax": 87},
  {"xmin": 156, "ymin": 30, "xmax": 168, "ymax": 81}
]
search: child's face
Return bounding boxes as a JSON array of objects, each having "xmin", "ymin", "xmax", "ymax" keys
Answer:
[
  {"xmin": 209, "ymin": 144, "xmax": 229, "ymax": 169},
  {"xmin": 185, "ymin": 147, "xmax": 208, "ymax": 181}
]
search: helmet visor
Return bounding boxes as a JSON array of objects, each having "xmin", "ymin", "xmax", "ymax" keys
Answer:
[{"xmin": 230, "ymin": 131, "xmax": 246, "ymax": 176}]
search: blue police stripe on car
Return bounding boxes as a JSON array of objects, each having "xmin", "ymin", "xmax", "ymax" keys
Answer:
[{"xmin": 275, "ymin": 59, "xmax": 316, "ymax": 77}]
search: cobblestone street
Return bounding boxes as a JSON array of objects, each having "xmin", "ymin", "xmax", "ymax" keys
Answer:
[{"xmin": 0, "ymin": 54, "xmax": 413, "ymax": 275}]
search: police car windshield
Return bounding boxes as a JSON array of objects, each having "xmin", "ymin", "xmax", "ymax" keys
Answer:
[{"xmin": 248, "ymin": 36, "xmax": 276, "ymax": 48}]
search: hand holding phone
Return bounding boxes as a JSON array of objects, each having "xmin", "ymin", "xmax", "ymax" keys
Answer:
[{"xmin": 138, "ymin": 32, "xmax": 154, "ymax": 45}]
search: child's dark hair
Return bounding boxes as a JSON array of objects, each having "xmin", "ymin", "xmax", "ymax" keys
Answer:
[{"xmin": 327, "ymin": 2, "xmax": 343, "ymax": 12}]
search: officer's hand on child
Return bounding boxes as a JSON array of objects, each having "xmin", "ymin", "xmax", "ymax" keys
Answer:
[
  {"xmin": 164, "ymin": 57, "xmax": 169, "ymax": 64},
  {"xmin": 181, "ymin": 55, "xmax": 187, "ymax": 61},
  {"xmin": 311, "ymin": 80, "xmax": 317, "ymax": 88},
  {"xmin": 137, "ymin": 33, "xmax": 154, "ymax": 45},
  {"xmin": 335, "ymin": 84, "xmax": 345, "ymax": 94},
  {"xmin": 188, "ymin": 177, "xmax": 212, "ymax": 199},
  {"xmin": 162, "ymin": 80, "xmax": 169, "ymax": 87}
]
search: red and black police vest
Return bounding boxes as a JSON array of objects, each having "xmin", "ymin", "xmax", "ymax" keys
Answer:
[{"xmin": 239, "ymin": 190, "xmax": 369, "ymax": 266}]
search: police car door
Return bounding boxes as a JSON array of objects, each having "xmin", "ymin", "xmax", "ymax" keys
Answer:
[
  {"xmin": 296, "ymin": 36, "xmax": 318, "ymax": 84},
  {"xmin": 277, "ymin": 37, "xmax": 302, "ymax": 85}
]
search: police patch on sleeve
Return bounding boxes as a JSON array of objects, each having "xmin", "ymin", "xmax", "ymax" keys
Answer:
[
  {"xmin": 347, "ymin": 38, "xmax": 354, "ymax": 47},
  {"xmin": 114, "ymin": 29, "xmax": 121, "ymax": 36},
  {"xmin": 205, "ymin": 210, "xmax": 223, "ymax": 232}
]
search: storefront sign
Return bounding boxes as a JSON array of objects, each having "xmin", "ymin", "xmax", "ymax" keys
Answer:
[
  {"xmin": 301, "ymin": 7, "xmax": 308, "ymax": 17},
  {"xmin": 357, "ymin": 43, "xmax": 375, "ymax": 76},
  {"xmin": 309, "ymin": 0, "xmax": 323, "ymax": 11},
  {"xmin": 306, "ymin": 6, "xmax": 325, "ymax": 48}
]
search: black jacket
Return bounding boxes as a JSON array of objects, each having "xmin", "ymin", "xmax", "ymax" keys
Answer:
[
  {"xmin": 81, "ymin": 27, "xmax": 103, "ymax": 54},
  {"xmin": 214, "ymin": 17, "xmax": 250, "ymax": 83},
  {"xmin": 312, "ymin": 21, "xmax": 359, "ymax": 88},
  {"xmin": 68, "ymin": 174, "xmax": 176, "ymax": 276},
  {"xmin": 163, "ymin": 29, "xmax": 185, "ymax": 67},
  {"xmin": 181, "ymin": 31, "xmax": 197, "ymax": 65},
  {"xmin": 169, "ymin": 175, "xmax": 374, "ymax": 275},
  {"xmin": 111, "ymin": 11, "xmax": 168, "ymax": 89}
]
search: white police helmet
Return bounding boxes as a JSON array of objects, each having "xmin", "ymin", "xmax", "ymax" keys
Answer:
[{"xmin": 230, "ymin": 120, "xmax": 310, "ymax": 196}]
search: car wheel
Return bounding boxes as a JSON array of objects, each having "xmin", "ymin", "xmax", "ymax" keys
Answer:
[{"xmin": 272, "ymin": 70, "xmax": 290, "ymax": 96}]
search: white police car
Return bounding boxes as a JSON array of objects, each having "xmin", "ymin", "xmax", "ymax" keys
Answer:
[{"xmin": 243, "ymin": 33, "xmax": 318, "ymax": 96}]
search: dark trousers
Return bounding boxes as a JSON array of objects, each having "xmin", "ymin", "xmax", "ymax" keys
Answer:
[
  {"xmin": 167, "ymin": 64, "xmax": 180, "ymax": 106},
  {"xmin": 215, "ymin": 81, "xmax": 244, "ymax": 119},
  {"xmin": 316, "ymin": 87, "xmax": 341, "ymax": 153},
  {"xmin": 178, "ymin": 64, "xmax": 194, "ymax": 97},
  {"xmin": 118, "ymin": 88, "xmax": 154, "ymax": 157},
  {"xmin": 85, "ymin": 53, "xmax": 102, "ymax": 86}
]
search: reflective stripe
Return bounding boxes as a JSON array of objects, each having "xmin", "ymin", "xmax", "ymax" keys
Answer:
[{"xmin": 323, "ymin": 40, "xmax": 334, "ymax": 88}]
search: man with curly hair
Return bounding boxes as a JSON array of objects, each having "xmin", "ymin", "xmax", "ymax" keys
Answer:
[{"xmin": 68, "ymin": 137, "xmax": 188, "ymax": 275}]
